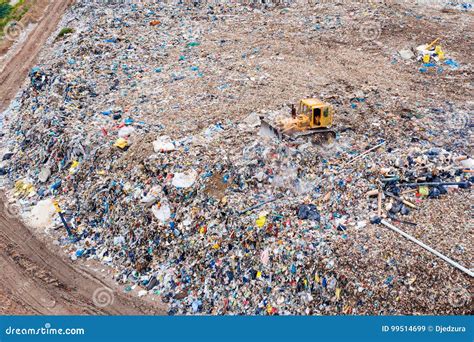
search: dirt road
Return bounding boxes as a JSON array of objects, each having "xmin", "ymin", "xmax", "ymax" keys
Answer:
[
  {"xmin": 0, "ymin": 1, "xmax": 165, "ymax": 314},
  {"xmin": 0, "ymin": 197, "xmax": 165, "ymax": 315},
  {"xmin": 0, "ymin": 0, "xmax": 74, "ymax": 112}
]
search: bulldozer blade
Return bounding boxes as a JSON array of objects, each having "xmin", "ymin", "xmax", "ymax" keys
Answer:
[
  {"xmin": 259, "ymin": 118, "xmax": 284, "ymax": 140},
  {"xmin": 259, "ymin": 117, "xmax": 336, "ymax": 144}
]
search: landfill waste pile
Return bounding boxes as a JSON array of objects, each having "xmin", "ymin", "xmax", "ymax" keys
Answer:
[{"xmin": 0, "ymin": 1, "xmax": 472, "ymax": 315}]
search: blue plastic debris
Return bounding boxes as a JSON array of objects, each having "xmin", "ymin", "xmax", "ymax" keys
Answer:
[
  {"xmin": 297, "ymin": 204, "xmax": 320, "ymax": 222},
  {"xmin": 444, "ymin": 59, "xmax": 459, "ymax": 70},
  {"xmin": 192, "ymin": 299, "xmax": 202, "ymax": 313},
  {"xmin": 51, "ymin": 180, "xmax": 62, "ymax": 191},
  {"xmin": 384, "ymin": 276, "xmax": 394, "ymax": 285}
]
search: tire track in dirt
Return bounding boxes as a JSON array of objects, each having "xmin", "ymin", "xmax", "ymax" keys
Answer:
[
  {"xmin": 0, "ymin": 0, "xmax": 166, "ymax": 315},
  {"xmin": 0, "ymin": 0, "xmax": 72, "ymax": 112},
  {"xmin": 0, "ymin": 197, "xmax": 165, "ymax": 314}
]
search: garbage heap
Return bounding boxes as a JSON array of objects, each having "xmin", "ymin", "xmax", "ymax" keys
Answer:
[{"xmin": 0, "ymin": 2, "xmax": 472, "ymax": 315}]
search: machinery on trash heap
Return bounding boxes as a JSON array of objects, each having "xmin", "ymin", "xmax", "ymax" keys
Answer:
[{"xmin": 260, "ymin": 98, "xmax": 336, "ymax": 143}]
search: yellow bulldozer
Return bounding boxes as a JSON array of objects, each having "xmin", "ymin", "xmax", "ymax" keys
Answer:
[{"xmin": 260, "ymin": 98, "xmax": 336, "ymax": 142}]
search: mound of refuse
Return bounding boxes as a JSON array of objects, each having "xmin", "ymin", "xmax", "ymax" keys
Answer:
[{"xmin": 0, "ymin": 1, "xmax": 472, "ymax": 315}]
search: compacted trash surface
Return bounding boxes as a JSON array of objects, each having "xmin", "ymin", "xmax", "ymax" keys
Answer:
[{"xmin": 0, "ymin": 1, "xmax": 472, "ymax": 315}]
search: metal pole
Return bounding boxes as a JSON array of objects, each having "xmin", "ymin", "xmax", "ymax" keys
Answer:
[
  {"xmin": 237, "ymin": 193, "xmax": 284, "ymax": 215},
  {"xmin": 54, "ymin": 200, "xmax": 73, "ymax": 238},
  {"xmin": 398, "ymin": 182, "xmax": 470, "ymax": 188},
  {"xmin": 346, "ymin": 141, "xmax": 386, "ymax": 165},
  {"xmin": 380, "ymin": 219, "xmax": 473, "ymax": 277}
]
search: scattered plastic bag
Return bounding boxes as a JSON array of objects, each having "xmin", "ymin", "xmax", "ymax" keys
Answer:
[
  {"xmin": 153, "ymin": 135, "xmax": 175, "ymax": 152},
  {"xmin": 172, "ymin": 170, "xmax": 197, "ymax": 188},
  {"xmin": 152, "ymin": 200, "xmax": 171, "ymax": 223}
]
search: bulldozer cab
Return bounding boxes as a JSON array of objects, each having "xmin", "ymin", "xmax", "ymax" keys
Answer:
[{"xmin": 298, "ymin": 99, "xmax": 333, "ymax": 128}]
